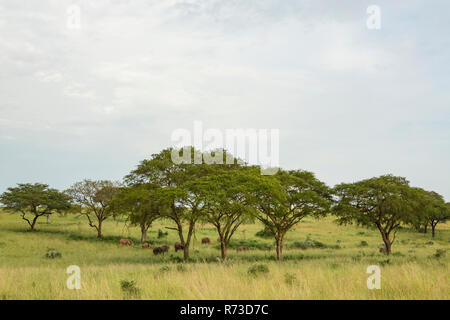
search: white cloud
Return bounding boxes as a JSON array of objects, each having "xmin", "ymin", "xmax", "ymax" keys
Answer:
[
  {"xmin": 0, "ymin": 0, "xmax": 449, "ymax": 200},
  {"xmin": 34, "ymin": 70, "xmax": 63, "ymax": 82},
  {"xmin": 63, "ymin": 83, "xmax": 96, "ymax": 99}
]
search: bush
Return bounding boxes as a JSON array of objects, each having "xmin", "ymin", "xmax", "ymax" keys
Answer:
[
  {"xmin": 359, "ymin": 241, "xmax": 369, "ymax": 247},
  {"xmin": 379, "ymin": 259, "xmax": 390, "ymax": 266},
  {"xmin": 255, "ymin": 227, "xmax": 273, "ymax": 239},
  {"xmin": 45, "ymin": 248, "xmax": 62, "ymax": 259},
  {"xmin": 218, "ymin": 239, "xmax": 273, "ymax": 251},
  {"xmin": 289, "ymin": 236, "xmax": 326, "ymax": 250},
  {"xmin": 169, "ymin": 256, "xmax": 184, "ymax": 264},
  {"xmin": 248, "ymin": 264, "xmax": 269, "ymax": 276},
  {"xmin": 433, "ymin": 249, "xmax": 446, "ymax": 259},
  {"xmin": 120, "ymin": 280, "xmax": 140, "ymax": 299}
]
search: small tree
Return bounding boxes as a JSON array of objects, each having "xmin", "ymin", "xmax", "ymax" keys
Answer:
[
  {"xmin": 0, "ymin": 183, "xmax": 71, "ymax": 230},
  {"xmin": 409, "ymin": 189, "xmax": 449, "ymax": 237},
  {"xmin": 333, "ymin": 175, "xmax": 417, "ymax": 255},
  {"xmin": 422, "ymin": 192, "xmax": 449, "ymax": 238},
  {"xmin": 66, "ymin": 180, "xmax": 120, "ymax": 238},
  {"xmin": 248, "ymin": 169, "xmax": 331, "ymax": 260},
  {"xmin": 429, "ymin": 203, "xmax": 449, "ymax": 237},
  {"xmin": 111, "ymin": 184, "xmax": 161, "ymax": 243}
]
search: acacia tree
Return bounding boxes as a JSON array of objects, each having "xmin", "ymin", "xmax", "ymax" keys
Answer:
[
  {"xmin": 66, "ymin": 180, "xmax": 120, "ymax": 238},
  {"xmin": 125, "ymin": 148, "xmax": 210, "ymax": 260},
  {"xmin": 428, "ymin": 203, "xmax": 449, "ymax": 238},
  {"xmin": 419, "ymin": 191, "xmax": 449, "ymax": 237},
  {"xmin": 196, "ymin": 166, "xmax": 253, "ymax": 260},
  {"xmin": 110, "ymin": 184, "xmax": 162, "ymax": 243},
  {"xmin": 0, "ymin": 183, "xmax": 71, "ymax": 230},
  {"xmin": 406, "ymin": 189, "xmax": 449, "ymax": 237},
  {"xmin": 248, "ymin": 169, "xmax": 331, "ymax": 260},
  {"xmin": 333, "ymin": 175, "xmax": 417, "ymax": 255}
]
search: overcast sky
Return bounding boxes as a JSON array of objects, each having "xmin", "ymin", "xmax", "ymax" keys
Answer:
[{"xmin": 0, "ymin": 0, "xmax": 449, "ymax": 200}]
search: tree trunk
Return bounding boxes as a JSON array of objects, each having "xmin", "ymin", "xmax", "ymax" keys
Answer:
[
  {"xmin": 385, "ymin": 241, "xmax": 391, "ymax": 255},
  {"xmin": 141, "ymin": 225, "xmax": 147, "ymax": 243},
  {"xmin": 30, "ymin": 216, "xmax": 38, "ymax": 230},
  {"xmin": 183, "ymin": 221, "xmax": 195, "ymax": 261},
  {"xmin": 97, "ymin": 220, "xmax": 103, "ymax": 238},
  {"xmin": 175, "ymin": 220, "xmax": 185, "ymax": 245},
  {"xmin": 276, "ymin": 236, "xmax": 283, "ymax": 261},
  {"xmin": 377, "ymin": 224, "xmax": 391, "ymax": 255},
  {"xmin": 220, "ymin": 239, "xmax": 227, "ymax": 260},
  {"xmin": 381, "ymin": 235, "xmax": 391, "ymax": 255},
  {"xmin": 46, "ymin": 214, "xmax": 50, "ymax": 224},
  {"xmin": 431, "ymin": 224, "xmax": 436, "ymax": 238},
  {"xmin": 424, "ymin": 224, "xmax": 428, "ymax": 234}
]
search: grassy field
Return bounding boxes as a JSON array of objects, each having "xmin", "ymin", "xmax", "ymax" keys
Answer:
[{"xmin": 0, "ymin": 212, "xmax": 448, "ymax": 300}]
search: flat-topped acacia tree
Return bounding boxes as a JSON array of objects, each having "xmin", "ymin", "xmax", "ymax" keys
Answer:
[
  {"xmin": 110, "ymin": 184, "xmax": 163, "ymax": 243},
  {"xmin": 248, "ymin": 169, "xmax": 332, "ymax": 260},
  {"xmin": 66, "ymin": 180, "xmax": 120, "ymax": 238},
  {"xmin": 194, "ymin": 165, "xmax": 254, "ymax": 260},
  {"xmin": 333, "ymin": 175, "xmax": 418, "ymax": 255},
  {"xmin": 0, "ymin": 183, "xmax": 71, "ymax": 230},
  {"xmin": 415, "ymin": 190, "xmax": 449, "ymax": 237},
  {"xmin": 125, "ymin": 147, "xmax": 213, "ymax": 260}
]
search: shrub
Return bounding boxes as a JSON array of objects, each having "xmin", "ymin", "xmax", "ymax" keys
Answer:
[
  {"xmin": 248, "ymin": 264, "xmax": 269, "ymax": 276},
  {"xmin": 359, "ymin": 241, "xmax": 369, "ymax": 247},
  {"xmin": 169, "ymin": 256, "xmax": 184, "ymax": 264},
  {"xmin": 426, "ymin": 241, "xmax": 434, "ymax": 245},
  {"xmin": 433, "ymin": 249, "xmax": 446, "ymax": 259},
  {"xmin": 290, "ymin": 236, "xmax": 326, "ymax": 250},
  {"xmin": 219, "ymin": 239, "xmax": 273, "ymax": 251},
  {"xmin": 45, "ymin": 248, "xmax": 62, "ymax": 259},
  {"xmin": 120, "ymin": 280, "xmax": 140, "ymax": 300},
  {"xmin": 255, "ymin": 227, "xmax": 273, "ymax": 239},
  {"xmin": 379, "ymin": 259, "xmax": 390, "ymax": 266}
]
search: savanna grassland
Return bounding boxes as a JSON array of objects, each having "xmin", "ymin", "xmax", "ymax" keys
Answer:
[{"xmin": 0, "ymin": 212, "xmax": 448, "ymax": 300}]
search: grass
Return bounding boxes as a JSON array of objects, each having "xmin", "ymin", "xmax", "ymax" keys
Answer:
[{"xmin": 0, "ymin": 212, "xmax": 449, "ymax": 299}]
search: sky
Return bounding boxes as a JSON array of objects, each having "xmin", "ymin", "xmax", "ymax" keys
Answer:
[{"xmin": 0, "ymin": 0, "xmax": 449, "ymax": 200}]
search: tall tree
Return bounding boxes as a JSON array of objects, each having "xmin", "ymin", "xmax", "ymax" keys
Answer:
[
  {"xmin": 66, "ymin": 180, "xmax": 120, "ymax": 238},
  {"xmin": 333, "ymin": 175, "xmax": 417, "ymax": 255},
  {"xmin": 0, "ymin": 183, "xmax": 71, "ymax": 230},
  {"xmin": 125, "ymin": 148, "xmax": 210, "ymax": 260},
  {"xmin": 196, "ymin": 166, "xmax": 253, "ymax": 260},
  {"xmin": 248, "ymin": 169, "xmax": 332, "ymax": 260}
]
